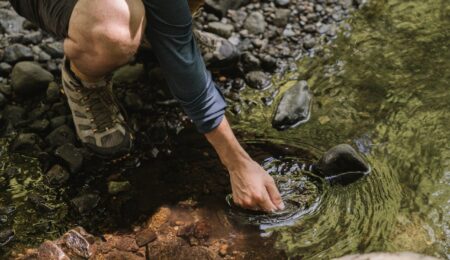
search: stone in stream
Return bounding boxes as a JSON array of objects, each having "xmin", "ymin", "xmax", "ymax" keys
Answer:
[
  {"xmin": 41, "ymin": 42, "xmax": 64, "ymax": 59},
  {"xmin": 10, "ymin": 133, "xmax": 44, "ymax": 153},
  {"xmin": 244, "ymin": 12, "xmax": 266, "ymax": 35},
  {"xmin": 0, "ymin": 9, "xmax": 25, "ymax": 34},
  {"xmin": 2, "ymin": 105, "xmax": 25, "ymax": 126},
  {"xmin": 272, "ymin": 80, "xmax": 312, "ymax": 130},
  {"xmin": 108, "ymin": 180, "xmax": 132, "ymax": 195},
  {"xmin": 0, "ymin": 228, "xmax": 14, "ymax": 246},
  {"xmin": 55, "ymin": 143, "xmax": 84, "ymax": 173},
  {"xmin": 245, "ymin": 71, "xmax": 272, "ymax": 90},
  {"xmin": 45, "ymin": 164, "xmax": 70, "ymax": 187},
  {"xmin": 11, "ymin": 61, "xmax": 54, "ymax": 96},
  {"xmin": 71, "ymin": 193, "xmax": 101, "ymax": 214},
  {"xmin": 314, "ymin": 144, "xmax": 370, "ymax": 185},
  {"xmin": 61, "ymin": 229, "xmax": 94, "ymax": 258},
  {"xmin": 46, "ymin": 125, "xmax": 76, "ymax": 148},
  {"xmin": 135, "ymin": 229, "xmax": 157, "ymax": 247}
]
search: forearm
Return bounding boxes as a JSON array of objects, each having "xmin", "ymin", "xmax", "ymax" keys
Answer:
[{"xmin": 205, "ymin": 116, "xmax": 251, "ymax": 170}]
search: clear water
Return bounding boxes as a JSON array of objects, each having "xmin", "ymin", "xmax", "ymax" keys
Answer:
[{"xmin": 1, "ymin": 0, "xmax": 449, "ymax": 258}]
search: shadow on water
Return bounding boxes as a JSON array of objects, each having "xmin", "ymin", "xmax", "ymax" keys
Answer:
[{"xmin": 1, "ymin": 0, "xmax": 449, "ymax": 258}]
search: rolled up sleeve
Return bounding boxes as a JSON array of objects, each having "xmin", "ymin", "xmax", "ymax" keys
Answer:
[{"xmin": 143, "ymin": 0, "xmax": 227, "ymax": 133}]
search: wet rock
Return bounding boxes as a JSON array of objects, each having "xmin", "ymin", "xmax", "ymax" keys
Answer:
[
  {"xmin": 242, "ymin": 52, "xmax": 261, "ymax": 71},
  {"xmin": 41, "ymin": 42, "xmax": 64, "ymax": 59},
  {"xmin": 206, "ymin": 22, "xmax": 234, "ymax": 38},
  {"xmin": 49, "ymin": 116, "xmax": 68, "ymax": 129},
  {"xmin": 272, "ymin": 80, "xmax": 312, "ymax": 130},
  {"xmin": 71, "ymin": 193, "xmax": 100, "ymax": 214},
  {"xmin": 3, "ymin": 105, "xmax": 25, "ymax": 126},
  {"xmin": 46, "ymin": 82, "xmax": 61, "ymax": 103},
  {"xmin": 46, "ymin": 125, "xmax": 76, "ymax": 148},
  {"xmin": 0, "ymin": 228, "xmax": 14, "ymax": 246},
  {"xmin": 28, "ymin": 104, "xmax": 49, "ymax": 120},
  {"xmin": 135, "ymin": 229, "xmax": 157, "ymax": 247},
  {"xmin": 260, "ymin": 54, "xmax": 278, "ymax": 72},
  {"xmin": 3, "ymin": 44, "xmax": 34, "ymax": 63},
  {"xmin": 22, "ymin": 31, "xmax": 43, "ymax": 45},
  {"xmin": 11, "ymin": 61, "xmax": 54, "ymax": 96},
  {"xmin": 45, "ymin": 164, "xmax": 70, "ymax": 187},
  {"xmin": 245, "ymin": 71, "xmax": 272, "ymax": 90},
  {"xmin": 37, "ymin": 240, "xmax": 70, "ymax": 260},
  {"xmin": 55, "ymin": 143, "xmax": 83, "ymax": 173},
  {"xmin": 28, "ymin": 193, "xmax": 53, "ymax": 211},
  {"xmin": 204, "ymin": 0, "xmax": 247, "ymax": 16},
  {"xmin": 113, "ymin": 63, "xmax": 145, "ymax": 84},
  {"xmin": 0, "ymin": 62, "xmax": 12, "ymax": 76},
  {"xmin": 315, "ymin": 144, "xmax": 370, "ymax": 185},
  {"xmin": 11, "ymin": 133, "xmax": 44, "ymax": 153},
  {"xmin": 29, "ymin": 119, "xmax": 50, "ymax": 132},
  {"xmin": 244, "ymin": 12, "xmax": 266, "ymax": 35},
  {"xmin": 104, "ymin": 234, "xmax": 139, "ymax": 252},
  {"xmin": 147, "ymin": 237, "xmax": 216, "ymax": 259},
  {"xmin": 62, "ymin": 229, "xmax": 94, "ymax": 258},
  {"xmin": 273, "ymin": 9, "xmax": 291, "ymax": 27},
  {"xmin": 0, "ymin": 9, "xmax": 25, "ymax": 34},
  {"xmin": 108, "ymin": 180, "xmax": 132, "ymax": 195}
]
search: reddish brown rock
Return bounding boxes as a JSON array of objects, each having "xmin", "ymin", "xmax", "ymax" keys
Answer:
[{"xmin": 37, "ymin": 240, "xmax": 69, "ymax": 260}]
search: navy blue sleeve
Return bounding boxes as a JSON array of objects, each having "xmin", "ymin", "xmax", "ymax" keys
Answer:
[{"xmin": 143, "ymin": 0, "xmax": 227, "ymax": 133}]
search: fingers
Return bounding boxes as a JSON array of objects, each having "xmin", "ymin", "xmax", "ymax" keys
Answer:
[
  {"xmin": 266, "ymin": 179, "xmax": 285, "ymax": 211},
  {"xmin": 233, "ymin": 192, "xmax": 277, "ymax": 213},
  {"xmin": 257, "ymin": 190, "xmax": 278, "ymax": 212}
]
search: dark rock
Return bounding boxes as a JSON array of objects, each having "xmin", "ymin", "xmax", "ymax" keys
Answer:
[
  {"xmin": 0, "ymin": 228, "xmax": 14, "ymax": 246},
  {"xmin": 50, "ymin": 116, "xmax": 68, "ymax": 129},
  {"xmin": 245, "ymin": 71, "xmax": 272, "ymax": 90},
  {"xmin": 28, "ymin": 105, "xmax": 49, "ymax": 120},
  {"xmin": 11, "ymin": 61, "xmax": 54, "ymax": 96},
  {"xmin": 108, "ymin": 181, "xmax": 132, "ymax": 195},
  {"xmin": 0, "ymin": 83, "xmax": 12, "ymax": 96},
  {"xmin": 0, "ymin": 62, "xmax": 12, "ymax": 76},
  {"xmin": 206, "ymin": 22, "xmax": 234, "ymax": 38},
  {"xmin": 113, "ymin": 64, "xmax": 145, "ymax": 84},
  {"xmin": 259, "ymin": 54, "xmax": 278, "ymax": 72},
  {"xmin": 55, "ymin": 144, "xmax": 83, "ymax": 173},
  {"xmin": 135, "ymin": 229, "xmax": 157, "ymax": 247},
  {"xmin": 275, "ymin": 0, "xmax": 290, "ymax": 7},
  {"xmin": 51, "ymin": 101, "xmax": 70, "ymax": 116},
  {"xmin": 314, "ymin": 144, "xmax": 370, "ymax": 185},
  {"xmin": 0, "ymin": 93, "xmax": 6, "ymax": 108},
  {"xmin": 304, "ymin": 24, "xmax": 317, "ymax": 33},
  {"xmin": 45, "ymin": 164, "xmax": 70, "ymax": 187},
  {"xmin": 29, "ymin": 119, "xmax": 50, "ymax": 132},
  {"xmin": 37, "ymin": 240, "xmax": 69, "ymax": 259},
  {"xmin": 0, "ymin": 9, "xmax": 25, "ymax": 34},
  {"xmin": 46, "ymin": 82, "xmax": 61, "ymax": 103},
  {"xmin": 3, "ymin": 44, "xmax": 34, "ymax": 63},
  {"xmin": 28, "ymin": 193, "xmax": 53, "ymax": 211},
  {"xmin": 241, "ymin": 52, "xmax": 261, "ymax": 71},
  {"xmin": 273, "ymin": 9, "xmax": 291, "ymax": 27},
  {"xmin": 62, "ymin": 229, "xmax": 93, "ymax": 258},
  {"xmin": 272, "ymin": 80, "xmax": 312, "ymax": 130},
  {"xmin": 11, "ymin": 133, "xmax": 44, "ymax": 153},
  {"xmin": 71, "ymin": 193, "xmax": 100, "ymax": 214},
  {"xmin": 204, "ymin": 0, "xmax": 247, "ymax": 16},
  {"xmin": 46, "ymin": 125, "xmax": 76, "ymax": 148},
  {"xmin": 193, "ymin": 221, "xmax": 210, "ymax": 239},
  {"xmin": 244, "ymin": 12, "xmax": 266, "ymax": 35},
  {"xmin": 41, "ymin": 42, "xmax": 64, "ymax": 59},
  {"xmin": 22, "ymin": 31, "xmax": 43, "ymax": 45},
  {"xmin": 3, "ymin": 105, "xmax": 25, "ymax": 125},
  {"xmin": 124, "ymin": 92, "xmax": 144, "ymax": 111}
]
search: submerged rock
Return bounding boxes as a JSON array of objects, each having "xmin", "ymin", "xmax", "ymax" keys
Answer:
[
  {"xmin": 10, "ymin": 133, "xmax": 44, "ymax": 153},
  {"xmin": 0, "ymin": 228, "xmax": 14, "ymax": 246},
  {"xmin": 108, "ymin": 180, "xmax": 132, "ymax": 195},
  {"xmin": 245, "ymin": 71, "xmax": 272, "ymax": 90},
  {"xmin": 272, "ymin": 80, "xmax": 312, "ymax": 130},
  {"xmin": 71, "ymin": 193, "xmax": 100, "ymax": 214},
  {"xmin": 45, "ymin": 164, "xmax": 70, "ymax": 187},
  {"xmin": 314, "ymin": 144, "xmax": 370, "ymax": 185},
  {"xmin": 11, "ymin": 61, "xmax": 54, "ymax": 96}
]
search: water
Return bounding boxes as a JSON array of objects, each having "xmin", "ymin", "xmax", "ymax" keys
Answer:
[{"xmin": 1, "ymin": 0, "xmax": 449, "ymax": 258}]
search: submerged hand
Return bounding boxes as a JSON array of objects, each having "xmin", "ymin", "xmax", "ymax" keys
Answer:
[{"xmin": 228, "ymin": 158, "xmax": 285, "ymax": 212}]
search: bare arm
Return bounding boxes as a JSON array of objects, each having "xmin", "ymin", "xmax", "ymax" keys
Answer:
[{"xmin": 205, "ymin": 116, "xmax": 285, "ymax": 212}]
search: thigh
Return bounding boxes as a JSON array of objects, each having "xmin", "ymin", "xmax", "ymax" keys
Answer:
[{"xmin": 9, "ymin": 0, "xmax": 77, "ymax": 39}]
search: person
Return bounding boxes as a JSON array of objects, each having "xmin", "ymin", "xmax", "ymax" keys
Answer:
[{"xmin": 8, "ymin": 0, "xmax": 285, "ymax": 213}]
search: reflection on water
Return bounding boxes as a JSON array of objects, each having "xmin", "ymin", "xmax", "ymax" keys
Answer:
[{"xmin": 234, "ymin": 0, "xmax": 449, "ymax": 258}]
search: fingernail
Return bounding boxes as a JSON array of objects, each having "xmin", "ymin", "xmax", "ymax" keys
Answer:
[{"xmin": 278, "ymin": 202, "xmax": 285, "ymax": 210}]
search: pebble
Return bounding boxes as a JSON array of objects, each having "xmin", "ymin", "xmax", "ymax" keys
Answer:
[{"xmin": 0, "ymin": 62, "xmax": 12, "ymax": 76}]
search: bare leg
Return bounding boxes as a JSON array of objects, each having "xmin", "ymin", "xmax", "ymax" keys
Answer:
[{"xmin": 63, "ymin": 0, "xmax": 146, "ymax": 82}]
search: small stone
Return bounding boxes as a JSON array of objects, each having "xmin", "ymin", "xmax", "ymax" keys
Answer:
[
  {"xmin": 303, "ymin": 37, "xmax": 316, "ymax": 49},
  {"xmin": 11, "ymin": 133, "xmax": 44, "ymax": 153},
  {"xmin": 22, "ymin": 31, "xmax": 43, "ymax": 45},
  {"xmin": 45, "ymin": 164, "xmax": 70, "ymax": 187},
  {"xmin": 245, "ymin": 71, "xmax": 272, "ymax": 90},
  {"xmin": 2, "ymin": 105, "xmax": 25, "ymax": 125},
  {"xmin": 46, "ymin": 82, "xmax": 61, "ymax": 103},
  {"xmin": 124, "ymin": 92, "xmax": 144, "ymax": 111},
  {"xmin": 55, "ymin": 143, "xmax": 83, "ymax": 173},
  {"xmin": 244, "ymin": 12, "xmax": 266, "ymax": 35},
  {"xmin": 0, "ymin": 228, "xmax": 14, "ymax": 246},
  {"xmin": 0, "ymin": 62, "xmax": 12, "ymax": 76},
  {"xmin": 37, "ymin": 240, "xmax": 70, "ymax": 260},
  {"xmin": 71, "ymin": 193, "xmax": 100, "ymax": 214},
  {"xmin": 0, "ymin": 93, "xmax": 6, "ymax": 108},
  {"xmin": 272, "ymin": 80, "xmax": 312, "ymax": 130},
  {"xmin": 147, "ymin": 207, "xmax": 171, "ymax": 230},
  {"xmin": 3, "ymin": 44, "xmax": 34, "ymax": 63},
  {"xmin": 275, "ymin": 0, "xmax": 290, "ymax": 7},
  {"xmin": 206, "ymin": 22, "xmax": 234, "ymax": 38},
  {"xmin": 318, "ymin": 115, "xmax": 331, "ymax": 125},
  {"xmin": 62, "ymin": 229, "xmax": 93, "ymax": 258},
  {"xmin": 304, "ymin": 24, "xmax": 317, "ymax": 33},
  {"xmin": 135, "ymin": 229, "xmax": 157, "ymax": 247},
  {"xmin": 113, "ymin": 64, "xmax": 145, "ymax": 84},
  {"xmin": 108, "ymin": 180, "xmax": 132, "ymax": 195},
  {"xmin": 0, "ymin": 83, "xmax": 12, "ymax": 96},
  {"xmin": 41, "ymin": 42, "xmax": 64, "ymax": 59},
  {"xmin": 29, "ymin": 119, "xmax": 50, "ymax": 132},
  {"xmin": 50, "ymin": 116, "xmax": 68, "ymax": 130},
  {"xmin": 46, "ymin": 125, "xmax": 76, "ymax": 148},
  {"xmin": 273, "ymin": 9, "xmax": 291, "ymax": 27},
  {"xmin": 241, "ymin": 52, "xmax": 261, "ymax": 71},
  {"xmin": 11, "ymin": 61, "xmax": 54, "ymax": 96}
]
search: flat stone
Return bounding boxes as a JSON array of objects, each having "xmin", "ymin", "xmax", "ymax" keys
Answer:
[
  {"xmin": 11, "ymin": 61, "xmax": 54, "ymax": 96},
  {"xmin": 45, "ymin": 164, "xmax": 70, "ymax": 187},
  {"xmin": 272, "ymin": 80, "xmax": 312, "ymax": 130},
  {"xmin": 55, "ymin": 143, "xmax": 83, "ymax": 173}
]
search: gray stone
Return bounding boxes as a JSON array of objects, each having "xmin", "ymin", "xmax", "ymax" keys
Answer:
[
  {"xmin": 46, "ymin": 82, "xmax": 61, "ymax": 102},
  {"xmin": 206, "ymin": 22, "xmax": 234, "ymax": 38},
  {"xmin": 50, "ymin": 116, "xmax": 68, "ymax": 130},
  {"xmin": 244, "ymin": 12, "xmax": 266, "ymax": 35},
  {"xmin": 22, "ymin": 31, "xmax": 43, "ymax": 45},
  {"xmin": 241, "ymin": 52, "xmax": 261, "ymax": 71},
  {"xmin": 245, "ymin": 71, "xmax": 272, "ymax": 90},
  {"xmin": 108, "ymin": 181, "xmax": 132, "ymax": 195},
  {"xmin": 113, "ymin": 63, "xmax": 145, "ymax": 84},
  {"xmin": 2, "ymin": 105, "xmax": 25, "ymax": 125},
  {"xmin": 303, "ymin": 37, "xmax": 316, "ymax": 49},
  {"xmin": 304, "ymin": 24, "xmax": 317, "ymax": 33},
  {"xmin": 29, "ymin": 119, "xmax": 50, "ymax": 132},
  {"xmin": 273, "ymin": 9, "xmax": 291, "ymax": 27},
  {"xmin": 46, "ymin": 125, "xmax": 76, "ymax": 148},
  {"xmin": 11, "ymin": 133, "xmax": 44, "ymax": 153},
  {"xmin": 0, "ymin": 62, "xmax": 12, "ymax": 76},
  {"xmin": 315, "ymin": 144, "xmax": 370, "ymax": 185},
  {"xmin": 272, "ymin": 80, "xmax": 312, "ymax": 130},
  {"xmin": 0, "ymin": 9, "xmax": 25, "ymax": 34},
  {"xmin": 11, "ymin": 62, "xmax": 54, "ymax": 96},
  {"xmin": 45, "ymin": 164, "xmax": 70, "ymax": 187},
  {"xmin": 0, "ymin": 83, "xmax": 12, "ymax": 96},
  {"xmin": 55, "ymin": 143, "xmax": 83, "ymax": 173},
  {"xmin": 71, "ymin": 194, "xmax": 100, "ymax": 214},
  {"xmin": 41, "ymin": 42, "xmax": 64, "ymax": 59},
  {"xmin": 3, "ymin": 44, "xmax": 34, "ymax": 63}
]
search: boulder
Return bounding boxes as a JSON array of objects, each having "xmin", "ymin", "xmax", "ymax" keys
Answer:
[
  {"xmin": 244, "ymin": 12, "xmax": 266, "ymax": 35},
  {"xmin": 314, "ymin": 144, "xmax": 370, "ymax": 185},
  {"xmin": 11, "ymin": 62, "xmax": 54, "ymax": 96},
  {"xmin": 272, "ymin": 80, "xmax": 312, "ymax": 130}
]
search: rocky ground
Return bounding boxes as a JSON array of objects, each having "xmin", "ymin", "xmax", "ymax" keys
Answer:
[{"xmin": 0, "ymin": 0, "xmax": 366, "ymax": 258}]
